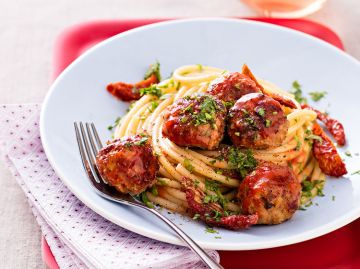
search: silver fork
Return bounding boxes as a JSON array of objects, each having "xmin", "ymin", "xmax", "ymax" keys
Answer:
[{"xmin": 74, "ymin": 122, "xmax": 224, "ymax": 269}]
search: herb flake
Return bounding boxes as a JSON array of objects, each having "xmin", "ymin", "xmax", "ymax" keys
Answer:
[{"xmin": 309, "ymin": 91, "xmax": 327, "ymax": 102}]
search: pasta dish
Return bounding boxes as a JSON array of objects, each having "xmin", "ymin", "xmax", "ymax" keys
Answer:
[{"xmin": 95, "ymin": 63, "xmax": 347, "ymax": 230}]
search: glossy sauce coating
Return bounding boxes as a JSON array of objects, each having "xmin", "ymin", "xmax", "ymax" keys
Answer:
[
  {"xmin": 238, "ymin": 162, "xmax": 301, "ymax": 225},
  {"xmin": 185, "ymin": 184, "xmax": 258, "ymax": 230},
  {"xmin": 228, "ymin": 93, "xmax": 289, "ymax": 149},
  {"xmin": 241, "ymin": 64, "xmax": 298, "ymax": 109},
  {"xmin": 207, "ymin": 72, "xmax": 261, "ymax": 104},
  {"xmin": 311, "ymin": 123, "xmax": 347, "ymax": 177},
  {"xmin": 106, "ymin": 74, "xmax": 158, "ymax": 101},
  {"xmin": 162, "ymin": 94, "xmax": 227, "ymax": 150},
  {"xmin": 96, "ymin": 135, "xmax": 159, "ymax": 195}
]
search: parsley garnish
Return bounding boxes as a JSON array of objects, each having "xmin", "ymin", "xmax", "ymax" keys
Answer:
[
  {"xmin": 205, "ymin": 227, "xmax": 218, "ymax": 234},
  {"xmin": 345, "ymin": 151, "xmax": 352, "ymax": 157},
  {"xmin": 294, "ymin": 135, "xmax": 302, "ymax": 151},
  {"xmin": 157, "ymin": 178, "xmax": 166, "ymax": 185},
  {"xmin": 204, "ymin": 180, "xmax": 228, "ymax": 208},
  {"xmin": 301, "ymin": 180, "xmax": 325, "ymax": 203},
  {"xmin": 305, "ymin": 129, "xmax": 323, "ymax": 144},
  {"xmin": 265, "ymin": 119, "xmax": 271, "ymax": 128},
  {"xmin": 144, "ymin": 61, "xmax": 161, "ymax": 82},
  {"xmin": 183, "ymin": 95, "xmax": 224, "ymax": 127},
  {"xmin": 193, "ymin": 213, "xmax": 201, "ymax": 220},
  {"xmin": 203, "ymin": 194, "xmax": 219, "ymax": 204},
  {"xmin": 183, "ymin": 158, "xmax": 195, "ymax": 173},
  {"xmin": 332, "ymin": 195, "xmax": 336, "ymax": 201},
  {"xmin": 133, "ymin": 137, "xmax": 149, "ymax": 146},
  {"xmin": 107, "ymin": 116, "xmax": 121, "ymax": 131},
  {"xmin": 139, "ymin": 85, "xmax": 163, "ymax": 97},
  {"xmin": 222, "ymin": 100, "xmax": 234, "ymax": 109},
  {"xmin": 290, "ymin": 81, "xmax": 307, "ymax": 104},
  {"xmin": 309, "ymin": 91, "xmax": 327, "ymax": 102},
  {"xmin": 227, "ymin": 147, "xmax": 257, "ymax": 178},
  {"xmin": 139, "ymin": 192, "xmax": 154, "ymax": 208},
  {"xmin": 351, "ymin": 170, "xmax": 360, "ymax": 175},
  {"xmin": 150, "ymin": 185, "xmax": 158, "ymax": 196},
  {"xmin": 257, "ymin": 107, "xmax": 265, "ymax": 117},
  {"xmin": 147, "ymin": 101, "xmax": 159, "ymax": 113}
]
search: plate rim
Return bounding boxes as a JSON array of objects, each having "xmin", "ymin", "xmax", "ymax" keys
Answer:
[{"xmin": 40, "ymin": 17, "xmax": 360, "ymax": 250}]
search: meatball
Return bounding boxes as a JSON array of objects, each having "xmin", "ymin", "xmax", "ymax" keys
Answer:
[
  {"xmin": 228, "ymin": 93, "xmax": 289, "ymax": 149},
  {"xmin": 207, "ymin": 72, "xmax": 261, "ymax": 105},
  {"xmin": 96, "ymin": 135, "xmax": 159, "ymax": 195},
  {"xmin": 238, "ymin": 163, "xmax": 301, "ymax": 225},
  {"xmin": 162, "ymin": 94, "xmax": 226, "ymax": 150}
]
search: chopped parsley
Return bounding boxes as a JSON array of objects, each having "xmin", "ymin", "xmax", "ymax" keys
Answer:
[
  {"xmin": 139, "ymin": 85, "xmax": 163, "ymax": 97},
  {"xmin": 144, "ymin": 61, "xmax": 161, "ymax": 82},
  {"xmin": 309, "ymin": 91, "xmax": 327, "ymax": 102},
  {"xmin": 150, "ymin": 185, "xmax": 158, "ymax": 196},
  {"xmin": 107, "ymin": 116, "xmax": 121, "ymax": 131},
  {"xmin": 157, "ymin": 178, "xmax": 166, "ymax": 186},
  {"xmin": 240, "ymin": 109, "xmax": 258, "ymax": 130},
  {"xmin": 289, "ymin": 81, "xmax": 307, "ymax": 104},
  {"xmin": 227, "ymin": 147, "xmax": 257, "ymax": 178},
  {"xmin": 147, "ymin": 101, "xmax": 159, "ymax": 113},
  {"xmin": 183, "ymin": 158, "xmax": 195, "ymax": 173},
  {"xmin": 209, "ymin": 159, "xmax": 216, "ymax": 165},
  {"xmin": 351, "ymin": 170, "xmax": 360, "ymax": 175},
  {"xmin": 192, "ymin": 213, "xmax": 201, "ymax": 220},
  {"xmin": 205, "ymin": 227, "xmax": 219, "ymax": 234},
  {"xmin": 222, "ymin": 100, "xmax": 235, "ymax": 109},
  {"xmin": 257, "ymin": 107, "xmax": 265, "ymax": 117},
  {"xmin": 294, "ymin": 135, "xmax": 302, "ymax": 151},
  {"xmin": 139, "ymin": 192, "xmax": 154, "ymax": 208},
  {"xmin": 332, "ymin": 195, "xmax": 336, "ymax": 201},
  {"xmin": 305, "ymin": 129, "xmax": 323, "ymax": 144},
  {"xmin": 204, "ymin": 179, "xmax": 228, "ymax": 208},
  {"xmin": 214, "ymin": 236, "xmax": 222, "ymax": 239},
  {"xmin": 301, "ymin": 180, "xmax": 325, "ymax": 203},
  {"xmin": 182, "ymin": 95, "xmax": 224, "ymax": 127},
  {"xmin": 265, "ymin": 119, "xmax": 271, "ymax": 128},
  {"xmin": 133, "ymin": 137, "xmax": 149, "ymax": 146},
  {"xmin": 203, "ymin": 194, "xmax": 219, "ymax": 204},
  {"xmin": 345, "ymin": 150, "xmax": 352, "ymax": 157}
]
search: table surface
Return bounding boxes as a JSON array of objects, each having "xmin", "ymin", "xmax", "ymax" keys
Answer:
[{"xmin": 0, "ymin": 0, "xmax": 359, "ymax": 268}]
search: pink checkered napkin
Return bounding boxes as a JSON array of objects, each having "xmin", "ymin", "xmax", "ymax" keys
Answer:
[{"xmin": 0, "ymin": 104, "xmax": 220, "ymax": 269}]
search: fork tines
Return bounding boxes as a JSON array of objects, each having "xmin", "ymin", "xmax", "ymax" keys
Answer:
[{"xmin": 74, "ymin": 122, "xmax": 107, "ymax": 184}]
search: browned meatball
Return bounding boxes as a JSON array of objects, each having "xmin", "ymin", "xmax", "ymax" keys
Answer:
[
  {"xmin": 228, "ymin": 93, "xmax": 289, "ymax": 149},
  {"xmin": 207, "ymin": 72, "xmax": 261, "ymax": 105},
  {"xmin": 162, "ymin": 94, "xmax": 226, "ymax": 150},
  {"xmin": 238, "ymin": 162, "xmax": 301, "ymax": 225},
  {"xmin": 96, "ymin": 135, "xmax": 159, "ymax": 195}
]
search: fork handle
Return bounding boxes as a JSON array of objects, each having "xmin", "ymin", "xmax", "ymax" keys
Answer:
[{"xmin": 147, "ymin": 208, "xmax": 224, "ymax": 269}]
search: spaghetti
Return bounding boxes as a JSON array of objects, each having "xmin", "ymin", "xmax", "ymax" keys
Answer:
[{"xmin": 112, "ymin": 64, "xmax": 326, "ymax": 214}]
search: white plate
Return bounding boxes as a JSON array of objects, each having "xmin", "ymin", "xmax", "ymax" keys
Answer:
[{"xmin": 40, "ymin": 18, "xmax": 360, "ymax": 250}]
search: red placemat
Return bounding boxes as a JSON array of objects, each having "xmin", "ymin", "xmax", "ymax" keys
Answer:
[{"xmin": 43, "ymin": 18, "xmax": 360, "ymax": 269}]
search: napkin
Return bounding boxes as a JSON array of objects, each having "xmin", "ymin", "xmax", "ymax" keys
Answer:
[{"xmin": 0, "ymin": 103, "xmax": 220, "ymax": 269}]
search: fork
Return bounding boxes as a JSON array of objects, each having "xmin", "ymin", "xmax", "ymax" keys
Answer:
[{"xmin": 74, "ymin": 122, "xmax": 224, "ymax": 269}]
